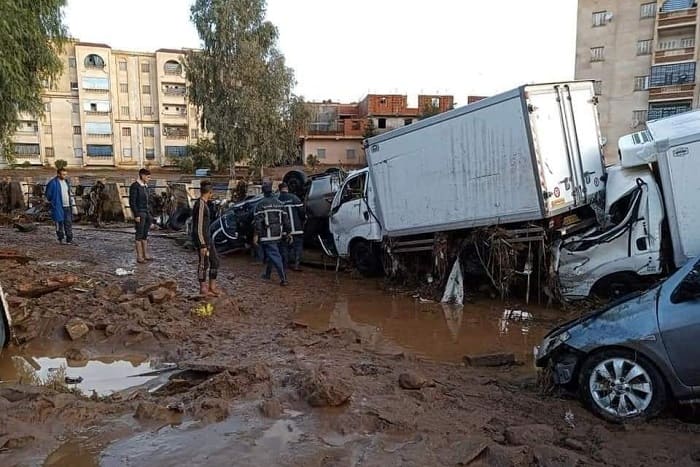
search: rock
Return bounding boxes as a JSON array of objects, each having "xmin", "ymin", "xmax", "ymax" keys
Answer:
[
  {"xmin": 148, "ymin": 287, "xmax": 175, "ymax": 304},
  {"xmin": 398, "ymin": 372, "xmax": 428, "ymax": 390},
  {"xmin": 298, "ymin": 367, "xmax": 353, "ymax": 407},
  {"xmin": 464, "ymin": 352, "xmax": 516, "ymax": 367},
  {"xmin": 442, "ymin": 436, "xmax": 491, "ymax": 465},
  {"xmin": 17, "ymin": 274, "xmax": 79, "ymax": 298},
  {"xmin": 533, "ymin": 444, "xmax": 585, "ymax": 467},
  {"xmin": 505, "ymin": 424, "xmax": 556, "ymax": 446},
  {"xmin": 563, "ymin": 438, "xmax": 585, "ymax": 451},
  {"xmin": 134, "ymin": 401, "xmax": 180, "ymax": 422},
  {"xmin": 104, "ymin": 324, "xmax": 117, "ymax": 336},
  {"xmin": 65, "ymin": 348, "xmax": 89, "ymax": 362},
  {"xmin": 194, "ymin": 397, "xmax": 230, "ymax": 422},
  {"xmin": 97, "ymin": 284, "xmax": 123, "ymax": 300},
  {"xmin": 260, "ymin": 399, "xmax": 283, "ymax": 418},
  {"xmin": 136, "ymin": 280, "xmax": 177, "ymax": 296},
  {"xmin": 65, "ymin": 318, "xmax": 90, "ymax": 341},
  {"xmin": 350, "ymin": 362, "xmax": 391, "ymax": 376}
]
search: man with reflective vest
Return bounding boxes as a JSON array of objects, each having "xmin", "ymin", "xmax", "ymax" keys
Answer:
[
  {"xmin": 253, "ymin": 178, "xmax": 291, "ymax": 286},
  {"xmin": 277, "ymin": 182, "xmax": 305, "ymax": 271}
]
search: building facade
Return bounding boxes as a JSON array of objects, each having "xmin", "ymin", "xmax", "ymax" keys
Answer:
[
  {"xmin": 301, "ymin": 93, "xmax": 454, "ymax": 167},
  {"xmin": 7, "ymin": 41, "xmax": 202, "ymax": 168},
  {"xmin": 576, "ymin": 0, "xmax": 699, "ymax": 164}
]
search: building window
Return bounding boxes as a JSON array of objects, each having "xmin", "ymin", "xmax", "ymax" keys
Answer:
[
  {"xmin": 141, "ymin": 62, "xmax": 150, "ymax": 73},
  {"xmin": 122, "ymin": 147, "xmax": 132, "ymax": 159},
  {"xmin": 119, "ymin": 60, "xmax": 127, "ymax": 71},
  {"xmin": 637, "ymin": 39, "xmax": 653, "ymax": 56},
  {"xmin": 45, "ymin": 147, "xmax": 54, "ymax": 157},
  {"xmin": 72, "ymin": 103, "xmax": 79, "ymax": 113},
  {"xmin": 70, "ymin": 82, "xmax": 79, "ymax": 90},
  {"xmin": 634, "ymin": 76, "xmax": 650, "ymax": 91},
  {"xmin": 164, "ymin": 60, "xmax": 183, "ymax": 75},
  {"xmin": 592, "ymin": 11, "xmax": 608, "ymax": 27},
  {"xmin": 122, "ymin": 127, "xmax": 131, "ymax": 137},
  {"xmin": 650, "ymin": 62, "xmax": 696, "ymax": 87},
  {"xmin": 142, "ymin": 85, "xmax": 151, "ymax": 94},
  {"xmin": 73, "ymin": 125, "xmax": 81, "ymax": 135},
  {"xmin": 317, "ymin": 148, "xmax": 326, "ymax": 159},
  {"xmin": 659, "ymin": 37, "xmax": 696, "ymax": 50},
  {"xmin": 120, "ymin": 83, "xmax": 128, "ymax": 93},
  {"xmin": 144, "ymin": 127, "xmax": 155, "ymax": 137},
  {"xmin": 377, "ymin": 118, "xmax": 387, "ymax": 129},
  {"xmin": 633, "ymin": 110, "xmax": 648, "ymax": 126},
  {"xmin": 164, "ymin": 146, "xmax": 188, "ymax": 157},
  {"xmin": 143, "ymin": 106, "xmax": 153, "ymax": 115},
  {"xmin": 145, "ymin": 148, "xmax": 155, "ymax": 160},
  {"xmin": 85, "ymin": 122, "xmax": 112, "ymax": 135},
  {"xmin": 86, "ymin": 144, "xmax": 114, "ymax": 157},
  {"xmin": 346, "ymin": 149, "xmax": 356, "ymax": 160},
  {"xmin": 84, "ymin": 54, "xmax": 105, "ymax": 69},
  {"xmin": 590, "ymin": 47, "xmax": 605, "ymax": 62},
  {"xmin": 83, "ymin": 77, "xmax": 109, "ymax": 90},
  {"xmin": 43, "ymin": 125, "xmax": 52, "ymax": 134},
  {"xmin": 593, "ymin": 80, "xmax": 603, "ymax": 95},
  {"xmin": 43, "ymin": 102, "xmax": 51, "ymax": 112},
  {"xmin": 191, "ymin": 129, "xmax": 199, "ymax": 139},
  {"xmin": 648, "ymin": 102, "xmax": 692, "ymax": 120},
  {"xmin": 121, "ymin": 106, "xmax": 129, "ymax": 116},
  {"xmin": 640, "ymin": 2, "xmax": 656, "ymax": 19},
  {"xmin": 13, "ymin": 143, "xmax": 40, "ymax": 157},
  {"xmin": 74, "ymin": 148, "xmax": 83, "ymax": 158},
  {"xmin": 68, "ymin": 57, "xmax": 76, "ymax": 68},
  {"xmin": 404, "ymin": 118, "xmax": 413, "ymax": 125}
]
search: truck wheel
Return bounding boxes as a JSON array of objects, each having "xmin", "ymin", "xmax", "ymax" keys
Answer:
[
  {"xmin": 350, "ymin": 240, "xmax": 382, "ymax": 276},
  {"xmin": 579, "ymin": 349, "xmax": 667, "ymax": 423},
  {"xmin": 282, "ymin": 170, "xmax": 308, "ymax": 199}
]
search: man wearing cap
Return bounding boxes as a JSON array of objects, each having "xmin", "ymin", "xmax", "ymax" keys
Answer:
[
  {"xmin": 278, "ymin": 182, "xmax": 305, "ymax": 271},
  {"xmin": 129, "ymin": 168, "xmax": 153, "ymax": 263},
  {"xmin": 253, "ymin": 178, "xmax": 291, "ymax": 285}
]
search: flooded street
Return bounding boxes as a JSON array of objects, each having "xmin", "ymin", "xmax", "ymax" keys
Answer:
[{"xmin": 1, "ymin": 225, "xmax": 699, "ymax": 467}]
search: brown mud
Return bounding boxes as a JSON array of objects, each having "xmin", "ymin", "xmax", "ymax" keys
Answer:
[{"xmin": 1, "ymin": 225, "xmax": 699, "ymax": 466}]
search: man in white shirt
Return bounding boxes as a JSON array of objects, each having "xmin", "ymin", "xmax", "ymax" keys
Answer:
[{"xmin": 45, "ymin": 168, "xmax": 75, "ymax": 245}]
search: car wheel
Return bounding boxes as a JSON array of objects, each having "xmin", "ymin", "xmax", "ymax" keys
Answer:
[
  {"xmin": 167, "ymin": 206, "xmax": 192, "ymax": 231},
  {"xmin": 282, "ymin": 170, "xmax": 308, "ymax": 199},
  {"xmin": 350, "ymin": 240, "xmax": 382, "ymax": 277},
  {"xmin": 579, "ymin": 349, "xmax": 667, "ymax": 423},
  {"xmin": 592, "ymin": 273, "xmax": 639, "ymax": 299}
]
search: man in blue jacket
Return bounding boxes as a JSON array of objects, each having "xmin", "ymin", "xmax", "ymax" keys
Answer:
[{"xmin": 45, "ymin": 168, "xmax": 75, "ymax": 245}]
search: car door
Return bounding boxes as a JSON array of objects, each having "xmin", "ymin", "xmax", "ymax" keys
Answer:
[
  {"xmin": 329, "ymin": 172, "xmax": 370, "ymax": 256},
  {"xmin": 658, "ymin": 258, "xmax": 700, "ymax": 387}
]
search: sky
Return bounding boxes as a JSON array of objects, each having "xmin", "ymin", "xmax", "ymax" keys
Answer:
[{"xmin": 63, "ymin": 0, "xmax": 578, "ymax": 105}]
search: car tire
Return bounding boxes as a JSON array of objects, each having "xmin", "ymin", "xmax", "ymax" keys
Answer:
[
  {"xmin": 282, "ymin": 170, "xmax": 308, "ymax": 199},
  {"xmin": 168, "ymin": 206, "xmax": 192, "ymax": 231},
  {"xmin": 579, "ymin": 349, "xmax": 667, "ymax": 423},
  {"xmin": 350, "ymin": 240, "xmax": 382, "ymax": 277},
  {"xmin": 591, "ymin": 272, "xmax": 640, "ymax": 299}
]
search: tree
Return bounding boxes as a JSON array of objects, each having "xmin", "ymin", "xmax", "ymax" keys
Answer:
[
  {"xmin": 306, "ymin": 154, "xmax": 319, "ymax": 171},
  {"xmin": 362, "ymin": 118, "xmax": 376, "ymax": 140},
  {"xmin": 419, "ymin": 103, "xmax": 441, "ymax": 120},
  {"xmin": 186, "ymin": 0, "xmax": 297, "ymax": 176},
  {"xmin": 0, "ymin": 1, "xmax": 67, "ymax": 162}
]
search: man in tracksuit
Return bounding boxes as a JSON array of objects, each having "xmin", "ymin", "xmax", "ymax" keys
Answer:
[
  {"xmin": 45, "ymin": 168, "xmax": 76, "ymax": 245},
  {"xmin": 278, "ymin": 182, "xmax": 305, "ymax": 271},
  {"xmin": 192, "ymin": 181, "xmax": 220, "ymax": 296},
  {"xmin": 129, "ymin": 168, "xmax": 153, "ymax": 263},
  {"xmin": 254, "ymin": 179, "xmax": 291, "ymax": 286}
]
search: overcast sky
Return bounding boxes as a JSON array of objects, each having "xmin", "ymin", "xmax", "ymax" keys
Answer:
[{"xmin": 63, "ymin": 0, "xmax": 578, "ymax": 105}]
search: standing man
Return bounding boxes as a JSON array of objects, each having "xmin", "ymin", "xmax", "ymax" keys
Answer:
[
  {"xmin": 192, "ymin": 181, "xmax": 220, "ymax": 296},
  {"xmin": 129, "ymin": 168, "xmax": 153, "ymax": 263},
  {"xmin": 278, "ymin": 182, "xmax": 305, "ymax": 271},
  {"xmin": 253, "ymin": 178, "xmax": 291, "ymax": 286},
  {"xmin": 45, "ymin": 168, "xmax": 75, "ymax": 245}
]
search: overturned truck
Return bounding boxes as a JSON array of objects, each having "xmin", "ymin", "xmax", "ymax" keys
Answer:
[{"xmin": 320, "ymin": 81, "xmax": 607, "ymax": 301}]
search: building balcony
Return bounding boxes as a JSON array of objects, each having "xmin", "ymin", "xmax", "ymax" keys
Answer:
[
  {"xmin": 84, "ymin": 111, "xmax": 111, "ymax": 117},
  {"xmin": 657, "ymin": 7, "xmax": 697, "ymax": 29},
  {"xmin": 163, "ymin": 88, "xmax": 186, "ymax": 96},
  {"xmin": 648, "ymin": 83, "xmax": 695, "ymax": 101},
  {"xmin": 654, "ymin": 46, "xmax": 696, "ymax": 63},
  {"xmin": 85, "ymin": 133, "xmax": 113, "ymax": 140}
]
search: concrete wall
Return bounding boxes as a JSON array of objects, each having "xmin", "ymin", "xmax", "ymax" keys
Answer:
[{"xmin": 303, "ymin": 139, "xmax": 365, "ymax": 166}]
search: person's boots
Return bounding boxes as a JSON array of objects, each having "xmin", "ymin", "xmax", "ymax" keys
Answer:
[
  {"xmin": 143, "ymin": 240, "xmax": 154, "ymax": 261},
  {"xmin": 136, "ymin": 241, "xmax": 146, "ymax": 264},
  {"xmin": 199, "ymin": 282, "xmax": 210, "ymax": 297},
  {"xmin": 209, "ymin": 279, "xmax": 221, "ymax": 297}
]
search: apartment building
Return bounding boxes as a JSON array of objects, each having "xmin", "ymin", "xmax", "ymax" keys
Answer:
[
  {"xmin": 7, "ymin": 41, "xmax": 202, "ymax": 168},
  {"xmin": 301, "ymin": 93, "xmax": 454, "ymax": 166},
  {"xmin": 576, "ymin": 0, "xmax": 699, "ymax": 164}
]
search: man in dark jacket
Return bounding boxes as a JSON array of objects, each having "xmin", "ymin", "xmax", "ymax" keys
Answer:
[
  {"xmin": 278, "ymin": 182, "xmax": 305, "ymax": 271},
  {"xmin": 254, "ymin": 178, "xmax": 291, "ymax": 286},
  {"xmin": 192, "ymin": 181, "xmax": 220, "ymax": 296},
  {"xmin": 45, "ymin": 168, "xmax": 75, "ymax": 245},
  {"xmin": 129, "ymin": 168, "xmax": 153, "ymax": 263}
]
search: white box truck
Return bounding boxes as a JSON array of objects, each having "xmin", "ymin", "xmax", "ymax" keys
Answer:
[
  {"xmin": 321, "ymin": 81, "xmax": 607, "ymax": 296},
  {"xmin": 557, "ymin": 110, "xmax": 700, "ymax": 299}
]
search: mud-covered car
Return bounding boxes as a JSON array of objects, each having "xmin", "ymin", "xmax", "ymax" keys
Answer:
[
  {"xmin": 536, "ymin": 256, "xmax": 700, "ymax": 423},
  {"xmin": 0, "ymin": 282, "xmax": 13, "ymax": 349}
]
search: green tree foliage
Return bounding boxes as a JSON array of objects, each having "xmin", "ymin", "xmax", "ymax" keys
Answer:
[
  {"xmin": 186, "ymin": 0, "xmax": 300, "ymax": 174},
  {"xmin": 419, "ymin": 103, "xmax": 441, "ymax": 120},
  {"xmin": 54, "ymin": 159, "xmax": 67, "ymax": 170},
  {"xmin": 0, "ymin": 0, "xmax": 67, "ymax": 161},
  {"xmin": 362, "ymin": 118, "xmax": 376, "ymax": 140}
]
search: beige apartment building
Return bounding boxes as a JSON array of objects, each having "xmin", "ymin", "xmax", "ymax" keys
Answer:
[
  {"xmin": 6, "ymin": 41, "xmax": 202, "ymax": 168},
  {"xmin": 576, "ymin": 0, "xmax": 700, "ymax": 164}
]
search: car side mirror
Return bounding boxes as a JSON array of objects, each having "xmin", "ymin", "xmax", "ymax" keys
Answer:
[{"xmin": 673, "ymin": 269, "xmax": 700, "ymax": 303}]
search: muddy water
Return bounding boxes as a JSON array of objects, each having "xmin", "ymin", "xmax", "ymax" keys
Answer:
[
  {"xmin": 0, "ymin": 345, "xmax": 166, "ymax": 396},
  {"xmin": 296, "ymin": 287, "xmax": 560, "ymax": 364}
]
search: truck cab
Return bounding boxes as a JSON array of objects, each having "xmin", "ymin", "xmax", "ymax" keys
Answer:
[{"xmin": 326, "ymin": 168, "xmax": 382, "ymax": 274}]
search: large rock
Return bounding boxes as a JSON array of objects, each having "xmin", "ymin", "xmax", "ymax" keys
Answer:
[
  {"xmin": 505, "ymin": 424, "xmax": 556, "ymax": 446},
  {"xmin": 65, "ymin": 318, "xmax": 89, "ymax": 341},
  {"xmin": 260, "ymin": 399, "xmax": 283, "ymax": 418},
  {"xmin": 398, "ymin": 372, "xmax": 428, "ymax": 390},
  {"xmin": 148, "ymin": 287, "xmax": 175, "ymax": 304},
  {"xmin": 137, "ymin": 280, "xmax": 177, "ymax": 296},
  {"xmin": 298, "ymin": 367, "xmax": 353, "ymax": 407}
]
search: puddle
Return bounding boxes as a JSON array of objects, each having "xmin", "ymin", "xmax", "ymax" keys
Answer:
[
  {"xmin": 0, "ymin": 347, "xmax": 168, "ymax": 397},
  {"xmin": 296, "ymin": 292, "xmax": 560, "ymax": 363}
]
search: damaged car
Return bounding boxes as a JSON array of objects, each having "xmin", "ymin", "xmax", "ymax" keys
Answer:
[
  {"xmin": 536, "ymin": 256, "xmax": 700, "ymax": 423},
  {"xmin": 0, "ymin": 282, "xmax": 12, "ymax": 349}
]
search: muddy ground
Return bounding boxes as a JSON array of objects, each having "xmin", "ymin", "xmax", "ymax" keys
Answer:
[{"xmin": 0, "ymin": 223, "xmax": 699, "ymax": 467}]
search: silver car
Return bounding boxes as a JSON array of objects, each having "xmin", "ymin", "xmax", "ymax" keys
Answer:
[{"xmin": 536, "ymin": 256, "xmax": 700, "ymax": 423}]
